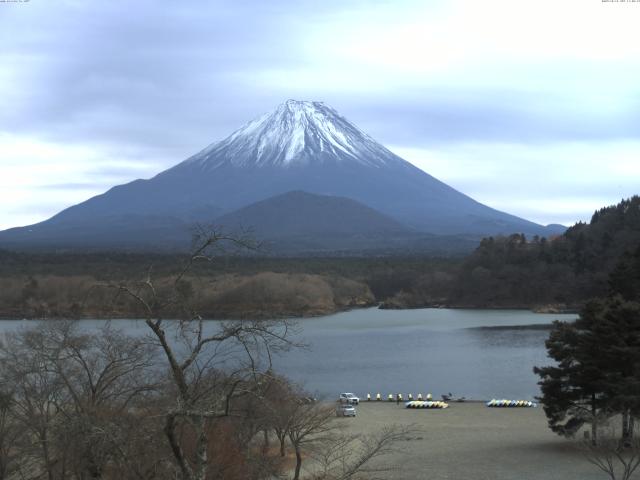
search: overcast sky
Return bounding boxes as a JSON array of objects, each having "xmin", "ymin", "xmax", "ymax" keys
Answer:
[{"xmin": 1, "ymin": 0, "xmax": 639, "ymax": 229}]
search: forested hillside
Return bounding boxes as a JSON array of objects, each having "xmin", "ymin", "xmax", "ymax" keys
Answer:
[
  {"xmin": 1, "ymin": 197, "xmax": 638, "ymax": 318},
  {"xmin": 0, "ymin": 252, "xmax": 451, "ymax": 319},
  {"xmin": 387, "ymin": 196, "xmax": 640, "ymax": 310}
]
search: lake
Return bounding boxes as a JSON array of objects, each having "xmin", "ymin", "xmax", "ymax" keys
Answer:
[
  {"xmin": 271, "ymin": 307, "xmax": 576, "ymax": 401},
  {"xmin": 0, "ymin": 308, "xmax": 576, "ymax": 401}
]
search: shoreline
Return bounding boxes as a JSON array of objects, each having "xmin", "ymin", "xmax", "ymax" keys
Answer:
[
  {"xmin": 380, "ymin": 302, "xmax": 579, "ymax": 314},
  {"xmin": 0, "ymin": 303, "xmax": 580, "ymax": 322}
]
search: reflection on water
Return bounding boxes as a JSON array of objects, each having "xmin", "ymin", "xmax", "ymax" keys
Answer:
[
  {"xmin": 0, "ymin": 307, "xmax": 576, "ymax": 401},
  {"xmin": 467, "ymin": 328, "xmax": 550, "ymax": 348}
]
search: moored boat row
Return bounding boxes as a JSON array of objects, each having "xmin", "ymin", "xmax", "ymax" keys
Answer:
[
  {"xmin": 486, "ymin": 399, "xmax": 537, "ymax": 408},
  {"xmin": 405, "ymin": 400, "xmax": 449, "ymax": 409}
]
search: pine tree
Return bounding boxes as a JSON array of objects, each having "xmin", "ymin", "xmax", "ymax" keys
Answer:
[
  {"xmin": 586, "ymin": 297, "xmax": 640, "ymax": 445},
  {"xmin": 535, "ymin": 297, "xmax": 640, "ymax": 445},
  {"xmin": 534, "ymin": 314, "xmax": 608, "ymax": 445},
  {"xmin": 609, "ymin": 245, "xmax": 640, "ymax": 302}
]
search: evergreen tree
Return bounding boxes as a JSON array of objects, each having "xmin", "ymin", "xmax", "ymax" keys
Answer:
[
  {"xmin": 454, "ymin": 196, "xmax": 640, "ymax": 308},
  {"xmin": 535, "ymin": 296, "xmax": 640, "ymax": 445},
  {"xmin": 586, "ymin": 297, "xmax": 640, "ymax": 445},
  {"xmin": 534, "ymin": 314, "xmax": 608, "ymax": 445},
  {"xmin": 609, "ymin": 245, "xmax": 640, "ymax": 302}
]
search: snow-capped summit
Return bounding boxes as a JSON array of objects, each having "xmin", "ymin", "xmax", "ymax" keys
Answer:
[{"xmin": 185, "ymin": 99, "xmax": 403, "ymax": 169}]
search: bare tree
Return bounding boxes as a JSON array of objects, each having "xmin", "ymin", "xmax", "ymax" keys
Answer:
[
  {"xmin": 0, "ymin": 327, "xmax": 66, "ymax": 480},
  {"xmin": 259, "ymin": 372, "xmax": 298, "ymax": 458},
  {"xmin": 44, "ymin": 322, "xmax": 159, "ymax": 479},
  {"xmin": 310, "ymin": 425, "xmax": 418, "ymax": 480},
  {"xmin": 0, "ymin": 321, "xmax": 164, "ymax": 480},
  {"xmin": 583, "ymin": 424, "xmax": 640, "ymax": 480},
  {"xmin": 250, "ymin": 374, "xmax": 417, "ymax": 480},
  {"xmin": 287, "ymin": 402, "xmax": 336, "ymax": 480},
  {"xmin": 108, "ymin": 229, "xmax": 296, "ymax": 480},
  {"xmin": 0, "ymin": 390, "xmax": 26, "ymax": 479}
]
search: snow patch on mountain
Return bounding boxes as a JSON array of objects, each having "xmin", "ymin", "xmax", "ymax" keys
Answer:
[{"xmin": 183, "ymin": 100, "xmax": 407, "ymax": 170}]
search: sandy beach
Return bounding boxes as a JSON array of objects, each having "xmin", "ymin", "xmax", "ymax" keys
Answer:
[{"xmin": 334, "ymin": 402, "xmax": 606, "ymax": 480}]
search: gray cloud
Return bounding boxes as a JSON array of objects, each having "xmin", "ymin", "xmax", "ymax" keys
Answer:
[
  {"xmin": 87, "ymin": 164, "xmax": 156, "ymax": 178},
  {"xmin": 0, "ymin": 0, "xmax": 638, "ymax": 229},
  {"xmin": 3, "ymin": 0, "xmax": 638, "ymax": 156},
  {"xmin": 0, "ymin": 2, "xmax": 319, "ymax": 148},
  {"xmin": 36, "ymin": 182, "xmax": 108, "ymax": 190},
  {"xmin": 339, "ymin": 89, "xmax": 640, "ymax": 148}
]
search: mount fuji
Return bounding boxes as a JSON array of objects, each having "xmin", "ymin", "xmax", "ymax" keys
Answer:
[{"xmin": 0, "ymin": 100, "xmax": 564, "ymax": 252}]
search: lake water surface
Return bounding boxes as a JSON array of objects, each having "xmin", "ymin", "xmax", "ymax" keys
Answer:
[
  {"xmin": 271, "ymin": 307, "xmax": 577, "ymax": 401},
  {"xmin": 0, "ymin": 308, "xmax": 576, "ymax": 401}
]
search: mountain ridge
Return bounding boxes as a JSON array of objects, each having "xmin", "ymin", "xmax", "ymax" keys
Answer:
[
  {"xmin": 216, "ymin": 190, "xmax": 410, "ymax": 236},
  {"xmin": 0, "ymin": 100, "xmax": 565, "ymax": 252}
]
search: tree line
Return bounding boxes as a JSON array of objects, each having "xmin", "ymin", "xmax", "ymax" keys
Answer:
[
  {"xmin": 0, "ymin": 250, "xmax": 451, "ymax": 320},
  {"xmin": 1, "ymin": 196, "xmax": 639, "ymax": 319},
  {"xmin": 385, "ymin": 196, "xmax": 640, "ymax": 309}
]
